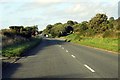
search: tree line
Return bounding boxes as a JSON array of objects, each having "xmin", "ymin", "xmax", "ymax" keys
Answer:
[
  {"xmin": 1, "ymin": 25, "xmax": 39, "ymax": 39},
  {"xmin": 43, "ymin": 13, "xmax": 120, "ymax": 38}
]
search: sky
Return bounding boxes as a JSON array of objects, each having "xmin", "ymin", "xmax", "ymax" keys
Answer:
[{"xmin": 0, "ymin": 0, "xmax": 119, "ymax": 30}]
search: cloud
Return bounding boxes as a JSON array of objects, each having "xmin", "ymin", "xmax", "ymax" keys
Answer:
[
  {"xmin": 64, "ymin": 1, "xmax": 118, "ymax": 19},
  {"xmin": 33, "ymin": 0, "xmax": 63, "ymax": 3},
  {"xmin": 0, "ymin": 0, "xmax": 119, "ymax": 30}
]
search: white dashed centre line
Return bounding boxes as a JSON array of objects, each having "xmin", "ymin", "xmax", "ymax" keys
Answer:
[
  {"xmin": 84, "ymin": 64, "xmax": 95, "ymax": 72},
  {"xmin": 62, "ymin": 47, "xmax": 64, "ymax": 49},
  {"xmin": 66, "ymin": 50, "xmax": 68, "ymax": 52},
  {"xmin": 71, "ymin": 55, "xmax": 76, "ymax": 58}
]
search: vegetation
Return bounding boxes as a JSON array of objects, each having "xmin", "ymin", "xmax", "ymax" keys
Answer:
[
  {"xmin": 43, "ymin": 13, "xmax": 120, "ymax": 52},
  {"xmin": 43, "ymin": 22, "xmax": 74, "ymax": 37},
  {"xmin": 65, "ymin": 34, "xmax": 118, "ymax": 52},
  {"xmin": 1, "ymin": 25, "xmax": 42, "ymax": 58},
  {"xmin": 1, "ymin": 25, "xmax": 39, "ymax": 39},
  {"xmin": 2, "ymin": 37, "xmax": 42, "ymax": 58},
  {"xmin": 1, "ymin": 25, "xmax": 39, "ymax": 48},
  {"xmin": 43, "ymin": 13, "xmax": 119, "ymax": 38},
  {"xmin": 1, "ymin": 13, "xmax": 119, "ymax": 57}
]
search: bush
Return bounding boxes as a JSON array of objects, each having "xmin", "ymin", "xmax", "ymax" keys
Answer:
[
  {"xmin": 102, "ymin": 30, "xmax": 117, "ymax": 38},
  {"xmin": 85, "ymin": 29, "xmax": 96, "ymax": 37}
]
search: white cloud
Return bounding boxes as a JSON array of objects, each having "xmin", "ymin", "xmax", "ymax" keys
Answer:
[
  {"xmin": 0, "ymin": 0, "xmax": 119, "ymax": 30},
  {"xmin": 33, "ymin": 0, "xmax": 63, "ymax": 3}
]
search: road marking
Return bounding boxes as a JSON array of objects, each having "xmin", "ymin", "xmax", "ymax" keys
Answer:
[
  {"xmin": 84, "ymin": 64, "xmax": 95, "ymax": 72},
  {"xmin": 62, "ymin": 47, "xmax": 64, "ymax": 49},
  {"xmin": 66, "ymin": 50, "xmax": 68, "ymax": 52},
  {"xmin": 71, "ymin": 55, "xmax": 76, "ymax": 58},
  {"xmin": 28, "ymin": 56, "xmax": 36, "ymax": 58}
]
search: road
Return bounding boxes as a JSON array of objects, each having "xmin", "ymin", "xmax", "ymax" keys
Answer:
[{"xmin": 2, "ymin": 38, "xmax": 118, "ymax": 78}]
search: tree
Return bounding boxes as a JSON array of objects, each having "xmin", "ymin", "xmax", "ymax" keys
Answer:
[
  {"xmin": 73, "ymin": 24, "xmax": 81, "ymax": 33},
  {"xmin": 1, "ymin": 29, "xmax": 15, "ymax": 38},
  {"xmin": 80, "ymin": 21, "xmax": 88, "ymax": 30},
  {"xmin": 46, "ymin": 24, "xmax": 53, "ymax": 30},
  {"xmin": 43, "ymin": 24, "xmax": 53, "ymax": 35},
  {"xmin": 39, "ymin": 31, "xmax": 43, "ymax": 34},
  {"xmin": 109, "ymin": 17, "xmax": 114, "ymax": 22},
  {"xmin": 31, "ymin": 25, "xmax": 38, "ymax": 36},
  {"xmin": 67, "ymin": 20, "xmax": 74, "ymax": 26},
  {"xmin": 73, "ymin": 21, "xmax": 78, "ymax": 24},
  {"xmin": 88, "ymin": 13, "xmax": 108, "ymax": 33},
  {"xmin": 51, "ymin": 23, "xmax": 66, "ymax": 37},
  {"xmin": 65, "ymin": 26, "xmax": 73, "ymax": 34},
  {"xmin": 113, "ymin": 17, "xmax": 120, "ymax": 31}
]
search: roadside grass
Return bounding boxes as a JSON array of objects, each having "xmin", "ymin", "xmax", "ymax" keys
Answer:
[
  {"xmin": 65, "ymin": 34, "xmax": 119, "ymax": 53},
  {"xmin": 2, "ymin": 37, "xmax": 42, "ymax": 58}
]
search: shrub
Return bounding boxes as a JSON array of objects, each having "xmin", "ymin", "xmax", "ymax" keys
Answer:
[{"xmin": 102, "ymin": 30, "xmax": 117, "ymax": 38}]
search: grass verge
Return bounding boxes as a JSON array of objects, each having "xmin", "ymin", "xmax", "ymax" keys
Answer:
[
  {"xmin": 65, "ymin": 34, "xmax": 119, "ymax": 53},
  {"xmin": 2, "ymin": 37, "xmax": 42, "ymax": 58}
]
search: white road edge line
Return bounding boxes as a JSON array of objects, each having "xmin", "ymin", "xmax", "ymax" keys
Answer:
[
  {"xmin": 71, "ymin": 55, "xmax": 76, "ymax": 58},
  {"xmin": 66, "ymin": 50, "xmax": 68, "ymax": 52},
  {"xmin": 84, "ymin": 64, "xmax": 95, "ymax": 72},
  {"xmin": 62, "ymin": 47, "xmax": 64, "ymax": 49},
  {"xmin": 59, "ymin": 45, "xmax": 61, "ymax": 47}
]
